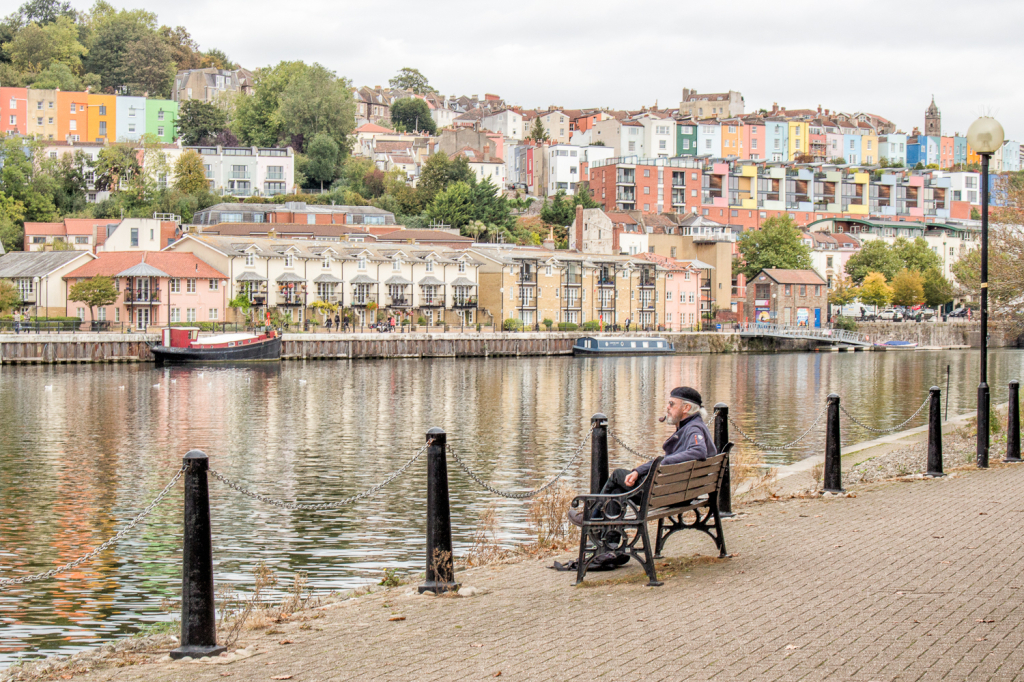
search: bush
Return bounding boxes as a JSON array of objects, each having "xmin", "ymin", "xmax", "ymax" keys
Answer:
[
  {"xmin": 834, "ymin": 316, "xmax": 858, "ymax": 332},
  {"xmin": 581, "ymin": 320, "xmax": 600, "ymax": 331},
  {"xmin": 557, "ymin": 322, "xmax": 579, "ymax": 331},
  {"xmin": 401, "ymin": 318, "xmax": 410, "ymax": 326},
  {"xmin": 502, "ymin": 318, "xmax": 525, "ymax": 331},
  {"xmin": 417, "ymin": 316, "xmax": 428, "ymax": 326},
  {"xmin": 542, "ymin": 318, "xmax": 554, "ymax": 331}
]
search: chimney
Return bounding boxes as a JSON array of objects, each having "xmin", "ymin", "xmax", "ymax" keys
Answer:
[
  {"xmin": 91, "ymin": 223, "xmax": 98, "ymax": 254},
  {"xmin": 817, "ymin": 104, "xmax": 822, "ymax": 114},
  {"xmin": 268, "ymin": 228, "xmax": 277, "ymax": 239}
]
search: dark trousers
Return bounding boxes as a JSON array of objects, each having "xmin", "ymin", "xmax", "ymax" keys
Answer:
[{"xmin": 601, "ymin": 467, "xmax": 640, "ymax": 497}]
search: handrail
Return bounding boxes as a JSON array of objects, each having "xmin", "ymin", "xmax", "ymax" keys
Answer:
[{"xmin": 737, "ymin": 323, "xmax": 870, "ymax": 346}]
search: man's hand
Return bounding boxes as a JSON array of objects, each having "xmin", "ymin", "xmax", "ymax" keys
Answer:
[{"xmin": 625, "ymin": 470, "xmax": 639, "ymax": 487}]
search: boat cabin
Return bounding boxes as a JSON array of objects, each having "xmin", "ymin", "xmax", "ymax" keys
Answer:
[{"xmin": 572, "ymin": 336, "xmax": 674, "ymax": 355}]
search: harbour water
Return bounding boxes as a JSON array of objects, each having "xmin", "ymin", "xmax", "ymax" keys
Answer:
[{"xmin": 1, "ymin": 348, "xmax": 1022, "ymax": 665}]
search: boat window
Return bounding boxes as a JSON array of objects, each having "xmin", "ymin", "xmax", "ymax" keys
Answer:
[
  {"xmin": 589, "ymin": 339, "xmax": 595, "ymax": 349},
  {"xmin": 228, "ymin": 342, "xmax": 235, "ymax": 347},
  {"xmin": 657, "ymin": 341, "xmax": 663, "ymax": 347},
  {"xmin": 643, "ymin": 342, "xmax": 649, "ymax": 348},
  {"xmin": 631, "ymin": 342, "xmax": 636, "ymax": 348}
]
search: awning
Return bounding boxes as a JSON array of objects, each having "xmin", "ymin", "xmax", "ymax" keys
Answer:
[
  {"xmin": 116, "ymin": 263, "xmax": 169, "ymax": 278},
  {"xmin": 418, "ymin": 276, "xmax": 445, "ymax": 286},
  {"xmin": 450, "ymin": 277, "xmax": 477, "ymax": 287},
  {"xmin": 313, "ymin": 273, "xmax": 343, "ymax": 283},
  {"xmin": 350, "ymin": 274, "xmax": 378, "ymax": 285},
  {"xmin": 385, "ymin": 275, "xmax": 412, "ymax": 285},
  {"xmin": 276, "ymin": 272, "xmax": 305, "ymax": 283},
  {"xmin": 236, "ymin": 271, "xmax": 268, "ymax": 282},
  {"xmin": 684, "ymin": 259, "xmax": 716, "ymax": 270}
]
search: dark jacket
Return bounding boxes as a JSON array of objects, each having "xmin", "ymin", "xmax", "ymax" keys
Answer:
[{"xmin": 634, "ymin": 413, "xmax": 716, "ymax": 478}]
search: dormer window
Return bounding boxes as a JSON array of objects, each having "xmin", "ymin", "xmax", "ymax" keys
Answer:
[
  {"xmin": 425, "ymin": 260, "xmax": 434, "ymax": 273},
  {"xmin": 458, "ymin": 261, "xmax": 466, "ymax": 273},
  {"xmin": 393, "ymin": 260, "xmax": 401, "ymax": 271},
  {"xmin": 358, "ymin": 258, "xmax": 367, "ymax": 270},
  {"xmin": 322, "ymin": 256, "xmax": 331, "ymax": 269},
  {"xmin": 245, "ymin": 253, "xmax": 255, "ymax": 267},
  {"xmin": 284, "ymin": 254, "xmax": 294, "ymax": 268}
]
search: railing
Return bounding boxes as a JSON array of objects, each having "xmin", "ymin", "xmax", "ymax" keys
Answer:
[
  {"xmin": 737, "ymin": 322, "xmax": 871, "ymax": 346},
  {"xmin": 351, "ymin": 294, "xmax": 378, "ymax": 306},
  {"xmin": 420, "ymin": 297, "xmax": 444, "ymax": 307},
  {"xmin": 453, "ymin": 297, "xmax": 477, "ymax": 308},
  {"xmin": 388, "ymin": 297, "xmax": 412, "ymax": 307},
  {"xmin": 124, "ymin": 291, "xmax": 160, "ymax": 304}
]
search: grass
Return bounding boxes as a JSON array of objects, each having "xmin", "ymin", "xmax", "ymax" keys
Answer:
[{"xmin": 132, "ymin": 621, "xmax": 178, "ymax": 638}]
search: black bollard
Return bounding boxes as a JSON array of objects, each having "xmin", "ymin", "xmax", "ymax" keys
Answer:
[
  {"xmin": 1006, "ymin": 381, "xmax": 1022, "ymax": 463},
  {"xmin": 824, "ymin": 394, "xmax": 845, "ymax": 493},
  {"xmin": 590, "ymin": 413, "xmax": 609, "ymax": 494},
  {"xmin": 714, "ymin": 403, "xmax": 734, "ymax": 517},
  {"xmin": 170, "ymin": 450, "xmax": 226, "ymax": 660},
  {"xmin": 926, "ymin": 386, "xmax": 945, "ymax": 477},
  {"xmin": 419, "ymin": 428, "xmax": 459, "ymax": 594}
]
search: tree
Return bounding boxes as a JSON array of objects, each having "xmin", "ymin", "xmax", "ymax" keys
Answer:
[
  {"xmin": 844, "ymin": 239, "xmax": 903, "ymax": 283},
  {"xmin": 305, "ymin": 132, "xmax": 340, "ymax": 190},
  {"xmin": 94, "ymin": 143, "xmax": 141, "ymax": 191},
  {"xmin": 84, "ymin": 7, "xmax": 160, "ymax": 92},
  {"xmin": 388, "ymin": 67, "xmax": 435, "ymax": 94},
  {"xmin": 736, "ymin": 215, "xmax": 813, "ymax": 280},
  {"xmin": 30, "ymin": 61, "xmax": 80, "ymax": 89},
  {"xmin": 123, "ymin": 31, "xmax": 174, "ymax": 97},
  {"xmin": 858, "ymin": 271, "xmax": 893, "ymax": 308},
  {"xmin": 417, "ymin": 153, "xmax": 453, "ymax": 203},
  {"xmin": 202, "ymin": 48, "xmax": 235, "ymax": 70},
  {"xmin": 0, "ymin": 193, "xmax": 27, "ymax": 253},
  {"xmin": 232, "ymin": 61, "xmax": 306, "ymax": 147},
  {"xmin": 68, "ymin": 276, "xmax": 118, "ymax": 322},
  {"xmin": 922, "ymin": 267, "xmax": 954, "ymax": 308},
  {"xmin": 173, "ymin": 150, "xmax": 207, "ymax": 194},
  {"xmin": 890, "ymin": 269, "xmax": 925, "ymax": 306},
  {"xmin": 14, "ymin": 0, "xmax": 77, "ymax": 25},
  {"xmin": 158, "ymin": 24, "xmax": 202, "ymax": 71},
  {"xmin": 893, "ymin": 236, "xmax": 941, "ymax": 274},
  {"xmin": 277, "ymin": 63, "xmax": 355, "ymax": 152},
  {"xmin": 528, "ymin": 117, "xmax": 548, "ymax": 142},
  {"xmin": 0, "ymin": 280, "xmax": 21, "ymax": 314},
  {"xmin": 176, "ymin": 100, "xmax": 228, "ymax": 146},
  {"xmin": 390, "ymin": 97, "xmax": 436, "ymax": 135},
  {"xmin": 828, "ymin": 275, "xmax": 859, "ymax": 308},
  {"xmin": 4, "ymin": 16, "xmax": 85, "ymax": 73},
  {"xmin": 42, "ymin": 150, "xmax": 90, "ymax": 215},
  {"xmin": 426, "ymin": 182, "xmax": 473, "ymax": 229}
]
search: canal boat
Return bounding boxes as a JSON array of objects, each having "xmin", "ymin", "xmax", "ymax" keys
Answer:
[
  {"xmin": 874, "ymin": 340, "xmax": 918, "ymax": 350},
  {"xmin": 572, "ymin": 336, "xmax": 675, "ymax": 356},
  {"xmin": 150, "ymin": 327, "xmax": 281, "ymax": 364}
]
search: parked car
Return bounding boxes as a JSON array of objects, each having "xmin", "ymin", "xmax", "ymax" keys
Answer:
[
  {"xmin": 913, "ymin": 308, "xmax": 936, "ymax": 322},
  {"xmin": 948, "ymin": 307, "xmax": 969, "ymax": 318},
  {"xmin": 879, "ymin": 309, "xmax": 903, "ymax": 322}
]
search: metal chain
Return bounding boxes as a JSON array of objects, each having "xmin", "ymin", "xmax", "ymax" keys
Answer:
[
  {"xmin": 840, "ymin": 395, "xmax": 930, "ymax": 434},
  {"xmin": 728, "ymin": 399, "xmax": 829, "ymax": 451},
  {"xmin": 0, "ymin": 465, "xmax": 187, "ymax": 589},
  {"xmin": 608, "ymin": 408, "xmax": 723, "ymax": 462},
  {"xmin": 447, "ymin": 426, "xmax": 594, "ymax": 499},
  {"xmin": 209, "ymin": 441, "xmax": 431, "ymax": 511}
]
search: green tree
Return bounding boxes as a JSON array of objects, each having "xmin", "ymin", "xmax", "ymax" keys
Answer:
[
  {"xmin": 94, "ymin": 143, "xmax": 141, "ymax": 192},
  {"xmin": 4, "ymin": 16, "xmax": 85, "ymax": 73},
  {"xmin": 68, "ymin": 276, "xmax": 118, "ymax": 322},
  {"xmin": 0, "ymin": 280, "xmax": 21, "ymax": 314},
  {"xmin": 426, "ymin": 181, "xmax": 473, "ymax": 229},
  {"xmin": 858, "ymin": 271, "xmax": 893, "ymax": 308},
  {"xmin": 305, "ymin": 132, "xmax": 340, "ymax": 190},
  {"xmin": 232, "ymin": 61, "xmax": 306, "ymax": 147},
  {"xmin": 417, "ymin": 152, "xmax": 453, "ymax": 203},
  {"xmin": 173, "ymin": 150, "xmax": 208, "ymax": 194},
  {"xmin": 0, "ymin": 137, "xmax": 56, "ymax": 226},
  {"xmin": 0, "ymin": 193, "xmax": 27, "ymax": 252},
  {"xmin": 158, "ymin": 24, "xmax": 202, "ymax": 70},
  {"xmin": 890, "ymin": 269, "xmax": 925, "ymax": 306},
  {"xmin": 83, "ymin": 6, "xmax": 160, "ymax": 93},
  {"xmin": 388, "ymin": 67, "xmax": 435, "ymax": 94},
  {"xmin": 893, "ymin": 236, "xmax": 941, "ymax": 274},
  {"xmin": 42, "ymin": 150, "xmax": 90, "ymax": 215},
  {"xmin": 922, "ymin": 267, "xmax": 954, "ymax": 308},
  {"xmin": 123, "ymin": 31, "xmax": 174, "ymax": 97},
  {"xmin": 736, "ymin": 215, "xmax": 813, "ymax": 280},
  {"xmin": 844, "ymin": 239, "xmax": 903, "ymax": 283},
  {"xmin": 14, "ymin": 0, "xmax": 77, "ymax": 25},
  {"xmin": 528, "ymin": 117, "xmax": 548, "ymax": 141},
  {"xmin": 277, "ymin": 63, "xmax": 355, "ymax": 152},
  {"xmin": 828, "ymin": 275, "xmax": 859, "ymax": 307},
  {"xmin": 30, "ymin": 61, "xmax": 80, "ymax": 89},
  {"xmin": 176, "ymin": 99, "xmax": 228, "ymax": 146},
  {"xmin": 390, "ymin": 97, "xmax": 436, "ymax": 135}
]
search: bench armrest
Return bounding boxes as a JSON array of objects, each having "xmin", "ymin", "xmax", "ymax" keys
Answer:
[{"xmin": 571, "ymin": 484, "xmax": 648, "ymax": 524}]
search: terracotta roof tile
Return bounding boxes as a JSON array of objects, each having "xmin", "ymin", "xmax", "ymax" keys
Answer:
[
  {"xmin": 64, "ymin": 251, "xmax": 226, "ymax": 280},
  {"xmin": 758, "ymin": 268, "xmax": 827, "ymax": 285}
]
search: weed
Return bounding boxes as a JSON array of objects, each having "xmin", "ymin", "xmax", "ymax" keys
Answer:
[
  {"xmin": 462, "ymin": 503, "xmax": 507, "ymax": 567},
  {"xmin": 379, "ymin": 568, "xmax": 401, "ymax": 588},
  {"xmin": 526, "ymin": 483, "xmax": 579, "ymax": 548},
  {"xmin": 133, "ymin": 620, "xmax": 178, "ymax": 638},
  {"xmin": 809, "ymin": 462, "xmax": 824, "ymax": 489}
]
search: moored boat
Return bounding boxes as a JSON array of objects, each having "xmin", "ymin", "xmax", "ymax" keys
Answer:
[
  {"xmin": 874, "ymin": 340, "xmax": 918, "ymax": 350},
  {"xmin": 150, "ymin": 327, "xmax": 281, "ymax": 364},
  {"xmin": 573, "ymin": 336, "xmax": 675, "ymax": 356}
]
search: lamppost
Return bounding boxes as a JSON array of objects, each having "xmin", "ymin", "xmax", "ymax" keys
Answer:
[
  {"xmin": 966, "ymin": 116, "xmax": 1005, "ymax": 468},
  {"xmin": 32, "ymin": 277, "xmax": 39, "ymax": 331}
]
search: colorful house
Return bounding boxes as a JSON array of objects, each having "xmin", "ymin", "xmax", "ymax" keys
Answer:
[
  {"xmin": 720, "ymin": 119, "xmax": 743, "ymax": 158},
  {"xmin": 744, "ymin": 117, "xmax": 766, "ymax": 160},
  {"xmin": 766, "ymin": 118, "xmax": 788, "ymax": 161},
  {"xmin": 940, "ymin": 136, "xmax": 955, "ymax": 169},
  {"xmin": 953, "ymin": 136, "xmax": 968, "ymax": 167},
  {"xmin": 116, "ymin": 96, "xmax": 147, "ymax": 142},
  {"xmin": 788, "ymin": 120, "xmax": 809, "ymax": 159},
  {"xmin": 697, "ymin": 120, "xmax": 721, "ymax": 157},
  {"xmin": 26, "ymin": 88, "xmax": 58, "ymax": 140},
  {"xmin": 676, "ymin": 120, "xmax": 697, "ymax": 156},
  {"xmin": 87, "ymin": 93, "xmax": 116, "ymax": 142},
  {"xmin": 57, "ymin": 91, "xmax": 89, "ymax": 143},
  {"xmin": 636, "ymin": 252, "xmax": 700, "ymax": 331},
  {"xmin": 859, "ymin": 126, "xmax": 878, "ymax": 165},
  {"xmin": 1, "ymin": 86, "xmax": 28, "ymax": 135},
  {"xmin": 146, "ymin": 99, "xmax": 178, "ymax": 143},
  {"xmin": 63, "ymin": 251, "xmax": 228, "ymax": 330}
]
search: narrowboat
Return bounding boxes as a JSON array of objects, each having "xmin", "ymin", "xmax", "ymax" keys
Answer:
[
  {"xmin": 572, "ymin": 336, "xmax": 675, "ymax": 356},
  {"xmin": 150, "ymin": 327, "xmax": 282, "ymax": 364},
  {"xmin": 874, "ymin": 340, "xmax": 918, "ymax": 350}
]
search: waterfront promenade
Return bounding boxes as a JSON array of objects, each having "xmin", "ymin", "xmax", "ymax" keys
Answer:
[{"xmin": 64, "ymin": 462, "xmax": 1024, "ymax": 682}]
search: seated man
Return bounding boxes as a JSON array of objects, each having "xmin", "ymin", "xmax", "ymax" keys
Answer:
[{"xmin": 570, "ymin": 386, "xmax": 716, "ymax": 526}]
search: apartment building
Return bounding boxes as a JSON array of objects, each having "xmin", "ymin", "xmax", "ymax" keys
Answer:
[
  {"xmin": 188, "ymin": 145, "xmax": 295, "ymax": 197},
  {"xmin": 87, "ymin": 93, "xmax": 116, "ymax": 143},
  {"xmin": 191, "ymin": 202, "xmax": 397, "ymax": 228},
  {"xmin": 1, "ymin": 86, "xmax": 28, "ymax": 134},
  {"xmin": 26, "ymin": 88, "xmax": 58, "ymax": 140},
  {"xmin": 678, "ymin": 89, "xmax": 745, "ymax": 119},
  {"xmin": 173, "ymin": 68, "xmax": 254, "ymax": 103}
]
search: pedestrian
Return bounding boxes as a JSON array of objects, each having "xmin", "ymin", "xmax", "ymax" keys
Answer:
[
  {"xmin": 325, "ymin": 315, "xmax": 333, "ymax": 332},
  {"xmin": 389, "ymin": 316, "xmax": 395, "ymax": 332},
  {"xmin": 334, "ymin": 313, "xmax": 340, "ymax": 332},
  {"xmin": 13, "ymin": 311, "xmax": 21, "ymax": 335}
]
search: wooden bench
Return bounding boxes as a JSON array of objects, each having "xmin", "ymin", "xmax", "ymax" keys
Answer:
[{"xmin": 569, "ymin": 445, "xmax": 732, "ymax": 587}]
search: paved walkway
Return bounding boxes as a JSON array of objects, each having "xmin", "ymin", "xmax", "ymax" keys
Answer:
[{"xmin": 81, "ymin": 464, "xmax": 1024, "ymax": 682}]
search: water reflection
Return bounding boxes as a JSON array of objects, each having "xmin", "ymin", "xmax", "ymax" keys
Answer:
[{"xmin": 1, "ymin": 349, "xmax": 1021, "ymax": 665}]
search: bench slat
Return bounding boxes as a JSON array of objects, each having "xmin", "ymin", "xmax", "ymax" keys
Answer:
[
  {"xmin": 652, "ymin": 470, "xmax": 695, "ymax": 486},
  {"xmin": 656, "ymin": 460, "xmax": 699, "ymax": 476},
  {"xmin": 649, "ymin": 490, "xmax": 714, "ymax": 509},
  {"xmin": 655, "ymin": 456, "xmax": 725, "ymax": 478},
  {"xmin": 681, "ymin": 482, "xmax": 719, "ymax": 499},
  {"xmin": 650, "ymin": 480, "xmax": 693, "ymax": 496},
  {"xmin": 647, "ymin": 502, "xmax": 705, "ymax": 520}
]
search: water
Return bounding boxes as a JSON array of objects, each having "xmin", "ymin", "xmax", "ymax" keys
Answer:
[{"xmin": 1, "ymin": 349, "xmax": 1022, "ymax": 665}]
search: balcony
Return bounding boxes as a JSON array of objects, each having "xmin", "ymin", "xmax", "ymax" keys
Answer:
[
  {"xmin": 277, "ymin": 293, "xmax": 304, "ymax": 306},
  {"xmin": 563, "ymin": 298, "xmax": 582, "ymax": 310},
  {"xmin": 387, "ymin": 296, "xmax": 411, "ymax": 307},
  {"xmin": 419, "ymin": 297, "xmax": 444, "ymax": 307},
  {"xmin": 124, "ymin": 290, "xmax": 160, "ymax": 304},
  {"xmin": 350, "ymin": 293, "xmax": 378, "ymax": 307},
  {"xmin": 564, "ymin": 274, "xmax": 582, "ymax": 286},
  {"xmin": 317, "ymin": 294, "xmax": 339, "ymax": 304},
  {"xmin": 266, "ymin": 172, "xmax": 284, "ymax": 180},
  {"xmin": 616, "ymin": 190, "xmax": 636, "ymax": 202},
  {"xmin": 230, "ymin": 171, "xmax": 251, "ymax": 179},
  {"xmin": 597, "ymin": 277, "xmax": 615, "ymax": 287},
  {"xmin": 453, "ymin": 296, "xmax": 477, "ymax": 308}
]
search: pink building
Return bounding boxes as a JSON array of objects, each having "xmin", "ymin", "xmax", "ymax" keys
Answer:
[
  {"xmin": 742, "ymin": 118, "xmax": 766, "ymax": 161},
  {"xmin": 637, "ymin": 253, "xmax": 700, "ymax": 330},
  {"xmin": 63, "ymin": 251, "xmax": 227, "ymax": 329},
  {"xmin": 1, "ymin": 86, "xmax": 28, "ymax": 135}
]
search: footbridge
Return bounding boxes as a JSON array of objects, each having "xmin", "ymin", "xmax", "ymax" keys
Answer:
[{"xmin": 737, "ymin": 323, "xmax": 873, "ymax": 347}]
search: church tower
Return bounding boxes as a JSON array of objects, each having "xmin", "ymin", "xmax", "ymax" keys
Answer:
[{"xmin": 925, "ymin": 96, "xmax": 941, "ymax": 136}]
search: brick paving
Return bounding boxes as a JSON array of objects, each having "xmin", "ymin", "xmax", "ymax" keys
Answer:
[{"xmin": 81, "ymin": 464, "xmax": 1024, "ymax": 682}]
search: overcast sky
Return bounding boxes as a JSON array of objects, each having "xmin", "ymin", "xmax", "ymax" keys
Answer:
[{"xmin": 76, "ymin": 0, "xmax": 1022, "ymax": 140}]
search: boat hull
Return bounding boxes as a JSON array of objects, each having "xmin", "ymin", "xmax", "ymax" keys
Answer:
[
  {"xmin": 573, "ymin": 346, "xmax": 675, "ymax": 356},
  {"xmin": 151, "ymin": 337, "xmax": 282, "ymax": 364}
]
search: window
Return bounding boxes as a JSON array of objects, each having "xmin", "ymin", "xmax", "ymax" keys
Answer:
[
  {"xmin": 815, "ymin": 285, "xmax": 821, "ymax": 296},
  {"xmin": 157, "ymin": 126, "xmax": 164, "ymax": 137},
  {"xmin": 644, "ymin": 186, "xmax": 650, "ymax": 195},
  {"xmin": 69, "ymin": 120, "xmax": 76, "ymax": 131},
  {"xmin": 799, "ymin": 285, "xmax": 806, "ymax": 296},
  {"xmin": 158, "ymin": 110, "xmax": 165, "ymax": 121},
  {"xmin": 75, "ymin": 236, "xmax": 88, "ymax": 244},
  {"xmin": 186, "ymin": 278, "xmax": 197, "ymax": 293},
  {"xmin": 458, "ymin": 261, "xmax": 466, "ymax": 273},
  {"xmin": 426, "ymin": 260, "xmax": 434, "ymax": 273},
  {"xmin": 8, "ymin": 115, "xmax": 14, "ymax": 125},
  {"xmin": 774, "ymin": 139, "xmax": 780, "ymax": 150},
  {"xmin": 784, "ymin": 285, "xmax": 791, "ymax": 295},
  {"xmin": 209, "ymin": 308, "xmax": 218, "ymax": 320},
  {"xmin": 325, "ymin": 256, "xmax": 334, "ymax": 269},
  {"xmin": 170, "ymin": 308, "xmax": 180, "ymax": 323},
  {"xmin": 209, "ymin": 279, "xmax": 219, "ymax": 291},
  {"xmin": 245, "ymin": 253, "xmax": 255, "ymax": 267},
  {"xmin": 130, "ymin": 228, "xmax": 138, "ymax": 247},
  {"xmin": 306, "ymin": 213, "xmax": 316, "ymax": 225},
  {"xmin": 358, "ymin": 258, "xmax": 367, "ymax": 270},
  {"xmin": 99, "ymin": 105, "xmax": 106, "ymax": 116},
  {"xmin": 129, "ymin": 107, "xmax": 136, "ymax": 118},
  {"xmin": 36, "ymin": 101, "xmax": 42, "ymax": 110},
  {"xmin": 705, "ymin": 139, "xmax": 712, "ymax": 150},
  {"xmin": 170, "ymin": 278, "xmax": 181, "ymax": 293},
  {"xmin": 128, "ymin": 123, "xmax": 135, "ymax": 133},
  {"xmin": 114, "ymin": 308, "xmax": 120, "ymax": 322},
  {"xmin": 683, "ymin": 140, "xmax": 690, "ymax": 150},
  {"xmin": 284, "ymin": 254, "xmax": 294, "ymax": 268},
  {"xmin": 628, "ymin": 141, "xmax": 635, "ymax": 152},
  {"xmin": 659, "ymin": 140, "xmax": 666, "ymax": 150},
  {"xmin": 36, "ymin": 117, "xmax": 43, "ymax": 126},
  {"xmin": 222, "ymin": 213, "xmax": 243, "ymax": 222},
  {"xmin": 187, "ymin": 308, "xmax": 196, "ymax": 322}
]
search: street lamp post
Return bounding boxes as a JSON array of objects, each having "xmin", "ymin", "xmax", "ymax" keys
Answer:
[{"xmin": 967, "ymin": 116, "xmax": 1005, "ymax": 469}]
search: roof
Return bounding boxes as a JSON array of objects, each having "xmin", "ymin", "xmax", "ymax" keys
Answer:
[
  {"xmin": 756, "ymin": 269, "xmax": 828, "ymax": 286},
  {"xmin": 63, "ymin": 252, "xmax": 226, "ymax": 280},
  {"xmin": 605, "ymin": 212, "xmax": 637, "ymax": 225},
  {"xmin": 350, "ymin": 274, "xmax": 377, "ymax": 284},
  {"xmin": 276, "ymin": 272, "xmax": 305, "ymax": 283},
  {"xmin": 375, "ymin": 229, "xmax": 473, "ymax": 243},
  {"xmin": 636, "ymin": 252, "xmax": 697, "ymax": 271},
  {"xmin": 117, "ymin": 263, "xmax": 169, "ymax": 278},
  {"xmin": 313, "ymin": 273, "xmax": 344, "ymax": 283},
  {"xmin": 236, "ymin": 271, "xmax": 268, "ymax": 282},
  {"xmin": 0, "ymin": 251, "xmax": 91, "ymax": 278},
  {"xmin": 200, "ymin": 223, "xmax": 378, "ymax": 240},
  {"xmin": 356, "ymin": 122, "xmax": 396, "ymax": 134},
  {"xmin": 24, "ymin": 218, "xmax": 121, "ymax": 237},
  {"xmin": 418, "ymin": 275, "xmax": 445, "ymax": 286},
  {"xmin": 449, "ymin": 146, "xmax": 503, "ymax": 164}
]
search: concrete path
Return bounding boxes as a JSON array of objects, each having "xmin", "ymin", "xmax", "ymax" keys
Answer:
[{"xmin": 75, "ymin": 462, "xmax": 1024, "ymax": 682}]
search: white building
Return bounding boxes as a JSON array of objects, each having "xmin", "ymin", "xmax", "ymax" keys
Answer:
[
  {"xmin": 481, "ymin": 109, "xmax": 523, "ymax": 141},
  {"xmin": 186, "ymin": 146, "xmax": 295, "ymax": 198},
  {"xmin": 589, "ymin": 119, "xmax": 645, "ymax": 157},
  {"xmin": 546, "ymin": 145, "xmax": 581, "ymax": 195},
  {"xmin": 638, "ymin": 115, "xmax": 676, "ymax": 158},
  {"xmin": 448, "ymin": 147, "xmax": 505, "ymax": 187},
  {"xmin": 879, "ymin": 134, "xmax": 908, "ymax": 167}
]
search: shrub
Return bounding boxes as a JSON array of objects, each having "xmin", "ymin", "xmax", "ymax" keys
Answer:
[
  {"xmin": 581, "ymin": 320, "xmax": 600, "ymax": 331},
  {"xmin": 417, "ymin": 316, "xmax": 428, "ymax": 326},
  {"xmin": 502, "ymin": 318, "xmax": 524, "ymax": 331},
  {"xmin": 557, "ymin": 322, "xmax": 579, "ymax": 331},
  {"xmin": 834, "ymin": 316, "xmax": 858, "ymax": 332},
  {"xmin": 542, "ymin": 318, "xmax": 554, "ymax": 330},
  {"xmin": 401, "ymin": 318, "xmax": 410, "ymax": 326}
]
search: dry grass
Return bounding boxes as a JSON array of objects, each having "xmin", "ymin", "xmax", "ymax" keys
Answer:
[
  {"xmin": 731, "ymin": 449, "xmax": 779, "ymax": 498},
  {"xmin": 809, "ymin": 462, "xmax": 825, "ymax": 489},
  {"xmin": 526, "ymin": 483, "xmax": 580, "ymax": 548}
]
